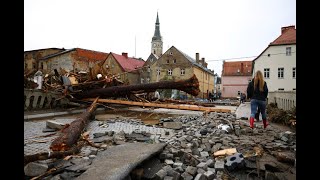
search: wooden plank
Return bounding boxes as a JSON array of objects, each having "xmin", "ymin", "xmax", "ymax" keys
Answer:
[{"xmin": 83, "ymin": 98, "xmax": 231, "ymax": 113}]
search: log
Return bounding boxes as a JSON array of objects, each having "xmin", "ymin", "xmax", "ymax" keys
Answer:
[
  {"xmin": 73, "ymin": 74, "xmax": 200, "ymax": 99},
  {"xmin": 49, "ymin": 97, "xmax": 99, "ymax": 151},
  {"xmin": 24, "ymin": 141, "xmax": 85, "ymax": 165},
  {"xmin": 83, "ymin": 98, "xmax": 231, "ymax": 113}
]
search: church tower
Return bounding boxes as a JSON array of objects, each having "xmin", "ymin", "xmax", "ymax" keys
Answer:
[{"xmin": 151, "ymin": 12, "xmax": 163, "ymax": 57}]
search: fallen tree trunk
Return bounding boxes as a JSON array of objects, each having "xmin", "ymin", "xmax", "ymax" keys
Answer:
[
  {"xmin": 24, "ymin": 141, "xmax": 85, "ymax": 165},
  {"xmin": 72, "ymin": 74, "xmax": 200, "ymax": 99},
  {"xmin": 49, "ymin": 97, "xmax": 99, "ymax": 151}
]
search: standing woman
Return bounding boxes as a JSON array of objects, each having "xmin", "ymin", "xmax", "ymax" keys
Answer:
[{"xmin": 246, "ymin": 70, "xmax": 269, "ymax": 129}]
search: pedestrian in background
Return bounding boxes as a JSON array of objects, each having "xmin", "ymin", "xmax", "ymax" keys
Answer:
[{"xmin": 246, "ymin": 70, "xmax": 269, "ymax": 129}]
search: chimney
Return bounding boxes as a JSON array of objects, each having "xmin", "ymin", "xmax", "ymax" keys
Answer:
[
  {"xmin": 281, "ymin": 25, "xmax": 295, "ymax": 34},
  {"xmin": 201, "ymin": 58, "xmax": 205, "ymax": 65},
  {"xmin": 204, "ymin": 62, "xmax": 208, "ymax": 68},
  {"xmin": 196, "ymin": 53, "xmax": 199, "ymax": 63},
  {"xmin": 122, "ymin": 52, "xmax": 128, "ymax": 58}
]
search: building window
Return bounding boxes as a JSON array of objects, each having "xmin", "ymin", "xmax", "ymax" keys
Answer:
[
  {"xmin": 278, "ymin": 88, "xmax": 284, "ymax": 91},
  {"xmin": 293, "ymin": 88, "xmax": 296, "ymax": 91},
  {"xmin": 292, "ymin": 67, "xmax": 296, "ymax": 78},
  {"xmin": 237, "ymin": 91, "xmax": 241, "ymax": 96},
  {"xmin": 147, "ymin": 66, "xmax": 151, "ymax": 72},
  {"xmin": 25, "ymin": 63, "xmax": 28, "ymax": 69},
  {"xmin": 157, "ymin": 69, "xmax": 160, "ymax": 75},
  {"xmin": 141, "ymin": 78, "xmax": 144, "ymax": 84},
  {"xmin": 180, "ymin": 68, "xmax": 185, "ymax": 75},
  {"xmin": 286, "ymin": 47, "xmax": 292, "ymax": 56},
  {"xmin": 168, "ymin": 69, "xmax": 172, "ymax": 76},
  {"xmin": 33, "ymin": 62, "xmax": 36, "ymax": 69},
  {"xmin": 166, "ymin": 60, "xmax": 169, "ymax": 64},
  {"xmin": 146, "ymin": 78, "xmax": 150, "ymax": 83},
  {"xmin": 173, "ymin": 59, "xmax": 177, "ymax": 63},
  {"xmin": 264, "ymin": 68, "xmax": 270, "ymax": 79},
  {"xmin": 169, "ymin": 52, "xmax": 173, "ymax": 55},
  {"xmin": 150, "ymin": 58, "xmax": 153, "ymax": 62},
  {"xmin": 278, "ymin": 68, "xmax": 284, "ymax": 79},
  {"xmin": 40, "ymin": 62, "xmax": 44, "ymax": 69}
]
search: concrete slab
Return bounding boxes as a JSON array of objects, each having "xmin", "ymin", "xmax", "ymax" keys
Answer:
[{"xmin": 76, "ymin": 142, "xmax": 166, "ymax": 180}]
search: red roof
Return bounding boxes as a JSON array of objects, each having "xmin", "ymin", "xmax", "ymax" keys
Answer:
[
  {"xmin": 75, "ymin": 48, "xmax": 108, "ymax": 62},
  {"xmin": 222, "ymin": 61, "xmax": 252, "ymax": 76},
  {"xmin": 270, "ymin": 25, "xmax": 296, "ymax": 45},
  {"xmin": 111, "ymin": 52, "xmax": 145, "ymax": 72}
]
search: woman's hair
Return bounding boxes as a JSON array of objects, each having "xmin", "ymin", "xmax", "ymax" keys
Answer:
[{"xmin": 254, "ymin": 70, "xmax": 264, "ymax": 91}]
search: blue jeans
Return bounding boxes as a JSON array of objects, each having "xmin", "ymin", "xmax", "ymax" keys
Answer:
[{"xmin": 250, "ymin": 99, "xmax": 267, "ymax": 120}]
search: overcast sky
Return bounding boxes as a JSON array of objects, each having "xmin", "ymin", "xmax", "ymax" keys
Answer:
[{"xmin": 24, "ymin": 0, "xmax": 295, "ymax": 76}]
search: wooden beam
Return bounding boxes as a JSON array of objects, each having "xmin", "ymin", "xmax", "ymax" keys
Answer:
[{"xmin": 83, "ymin": 98, "xmax": 231, "ymax": 113}]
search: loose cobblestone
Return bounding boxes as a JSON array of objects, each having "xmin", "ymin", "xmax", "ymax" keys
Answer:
[{"xmin": 24, "ymin": 119, "xmax": 173, "ymax": 155}]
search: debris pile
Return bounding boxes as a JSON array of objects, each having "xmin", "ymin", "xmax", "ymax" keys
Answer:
[
  {"xmin": 24, "ymin": 111, "xmax": 296, "ymax": 179},
  {"xmin": 267, "ymin": 103, "xmax": 296, "ymax": 128}
]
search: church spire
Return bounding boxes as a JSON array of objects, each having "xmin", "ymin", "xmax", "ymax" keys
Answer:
[
  {"xmin": 151, "ymin": 12, "xmax": 163, "ymax": 57},
  {"xmin": 152, "ymin": 12, "xmax": 161, "ymax": 41}
]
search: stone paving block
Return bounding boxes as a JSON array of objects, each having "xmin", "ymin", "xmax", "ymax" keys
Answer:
[
  {"xmin": 181, "ymin": 172, "xmax": 193, "ymax": 180},
  {"xmin": 200, "ymin": 151, "xmax": 209, "ymax": 158},
  {"xmin": 214, "ymin": 160, "xmax": 225, "ymax": 171},
  {"xmin": 165, "ymin": 159, "xmax": 174, "ymax": 165},
  {"xmin": 185, "ymin": 166, "xmax": 197, "ymax": 176},
  {"xmin": 164, "ymin": 176, "xmax": 174, "ymax": 180},
  {"xmin": 196, "ymin": 162, "xmax": 208, "ymax": 170},
  {"xmin": 155, "ymin": 169, "xmax": 167, "ymax": 179},
  {"xmin": 24, "ymin": 162, "xmax": 48, "ymax": 177},
  {"xmin": 173, "ymin": 162, "xmax": 183, "ymax": 168},
  {"xmin": 204, "ymin": 170, "xmax": 215, "ymax": 180},
  {"xmin": 206, "ymin": 159, "xmax": 215, "ymax": 168}
]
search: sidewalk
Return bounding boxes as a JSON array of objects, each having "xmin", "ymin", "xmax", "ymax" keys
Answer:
[{"xmin": 24, "ymin": 108, "xmax": 106, "ymax": 120}]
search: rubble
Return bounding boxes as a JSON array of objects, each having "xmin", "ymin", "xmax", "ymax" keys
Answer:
[{"xmin": 24, "ymin": 107, "xmax": 296, "ymax": 179}]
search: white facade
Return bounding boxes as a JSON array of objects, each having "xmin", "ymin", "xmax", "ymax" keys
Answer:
[{"xmin": 253, "ymin": 44, "xmax": 296, "ymax": 92}]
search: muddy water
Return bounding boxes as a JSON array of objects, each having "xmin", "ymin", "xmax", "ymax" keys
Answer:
[{"xmin": 95, "ymin": 110, "xmax": 181, "ymax": 125}]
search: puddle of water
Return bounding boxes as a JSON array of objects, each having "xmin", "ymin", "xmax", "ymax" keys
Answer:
[{"xmin": 95, "ymin": 110, "xmax": 180, "ymax": 125}]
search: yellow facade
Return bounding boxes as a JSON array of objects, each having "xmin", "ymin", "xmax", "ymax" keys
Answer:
[
  {"xmin": 144, "ymin": 46, "xmax": 215, "ymax": 99},
  {"xmin": 193, "ymin": 66, "xmax": 214, "ymax": 99}
]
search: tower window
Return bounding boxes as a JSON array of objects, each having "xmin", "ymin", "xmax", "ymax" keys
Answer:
[
  {"xmin": 168, "ymin": 69, "xmax": 172, "ymax": 76},
  {"xmin": 173, "ymin": 59, "xmax": 177, "ymax": 63}
]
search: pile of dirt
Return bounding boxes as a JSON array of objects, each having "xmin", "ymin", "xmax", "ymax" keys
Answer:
[{"xmin": 267, "ymin": 103, "xmax": 296, "ymax": 128}]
